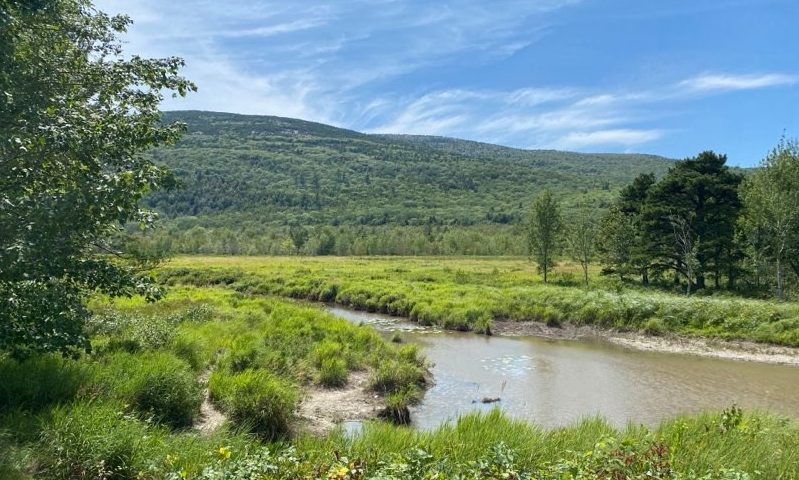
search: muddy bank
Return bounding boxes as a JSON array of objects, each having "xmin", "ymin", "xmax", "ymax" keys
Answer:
[
  {"xmin": 492, "ymin": 319, "xmax": 799, "ymax": 366},
  {"xmin": 296, "ymin": 371, "xmax": 384, "ymax": 436}
]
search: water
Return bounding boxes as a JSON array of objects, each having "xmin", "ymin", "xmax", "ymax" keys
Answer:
[{"xmin": 328, "ymin": 306, "xmax": 799, "ymax": 429}]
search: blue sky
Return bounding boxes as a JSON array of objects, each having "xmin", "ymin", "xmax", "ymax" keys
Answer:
[{"xmin": 95, "ymin": 0, "xmax": 798, "ymax": 166}]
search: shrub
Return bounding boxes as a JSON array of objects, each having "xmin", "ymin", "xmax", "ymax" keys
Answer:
[
  {"xmin": 209, "ymin": 370, "xmax": 297, "ymax": 440},
  {"xmin": 317, "ymin": 358, "xmax": 348, "ymax": 387}
]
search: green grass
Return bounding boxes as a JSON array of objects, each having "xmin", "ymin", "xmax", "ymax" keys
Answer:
[
  {"xmin": 0, "ymin": 284, "xmax": 797, "ymax": 478},
  {"xmin": 160, "ymin": 256, "xmax": 799, "ymax": 346},
  {"xmin": 90, "ymin": 351, "xmax": 203, "ymax": 429}
]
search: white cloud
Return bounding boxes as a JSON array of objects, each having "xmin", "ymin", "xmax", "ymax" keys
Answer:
[
  {"xmin": 679, "ymin": 73, "xmax": 797, "ymax": 93},
  {"xmin": 555, "ymin": 129, "xmax": 665, "ymax": 148},
  {"xmin": 91, "ymin": 1, "xmax": 796, "ymax": 152}
]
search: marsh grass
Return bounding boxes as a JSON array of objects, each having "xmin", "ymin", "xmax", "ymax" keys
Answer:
[
  {"xmin": 1, "ymin": 279, "xmax": 797, "ymax": 478},
  {"xmin": 208, "ymin": 369, "xmax": 297, "ymax": 440},
  {"xmin": 161, "ymin": 256, "xmax": 799, "ymax": 346},
  {"xmin": 89, "ymin": 351, "xmax": 203, "ymax": 429}
]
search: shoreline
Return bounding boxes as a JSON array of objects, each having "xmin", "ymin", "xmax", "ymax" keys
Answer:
[{"xmin": 491, "ymin": 319, "xmax": 799, "ymax": 366}]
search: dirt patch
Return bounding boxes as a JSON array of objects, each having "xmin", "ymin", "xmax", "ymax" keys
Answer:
[
  {"xmin": 492, "ymin": 319, "xmax": 597, "ymax": 340},
  {"xmin": 606, "ymin": 332, "xmax": 799, "ymax": 366},
  {"xmin": 296, "ymin": 371, "xmax": 383, "ymax": 436},
  {"xmin": 194, "ymin": 368, "xmax": 227, "ymax": 434},
  {"xmin": 492, "ymin": 320, "xmax": 799, "ymax": 366}
]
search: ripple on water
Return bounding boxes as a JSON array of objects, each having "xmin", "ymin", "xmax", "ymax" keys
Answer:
[{"xmin": 481, "ymin": 354, "xmax": 534, "ymax": 377}]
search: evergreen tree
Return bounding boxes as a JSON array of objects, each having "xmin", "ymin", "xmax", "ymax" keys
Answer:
[{"xmin": 639, "ymin": 152, "xmax": 742, "ymax": 289}]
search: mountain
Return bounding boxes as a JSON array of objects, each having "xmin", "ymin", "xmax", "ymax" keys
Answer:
[{"xmin": 147, "ymin": 111, "xmax": 674, "ymax": 229}]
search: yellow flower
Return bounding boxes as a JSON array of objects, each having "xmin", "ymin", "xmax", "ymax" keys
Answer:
[
  {"xmin": 217, "ymin": 446, "xmax": 232, "ymax": 460},
  {"xmin": 328, "ymin": 465, "xmax": 350, "ymax": 479}
]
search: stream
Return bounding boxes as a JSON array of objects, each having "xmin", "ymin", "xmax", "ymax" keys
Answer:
[{"xmin": 328, "ymin": 306, "xmax": 799, "ymax": 429}]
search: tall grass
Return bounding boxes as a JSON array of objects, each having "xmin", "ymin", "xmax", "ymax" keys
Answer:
[
  {"xmin": 160, "ymin": 256, "xmax": 799, "ymax": 346},
  {"xmin": 90, "ymin": 351, "xmax": 203, "ymax": 429},
  {"xmin": 0, "ymin": 287, "xmax": 796, "ymax": 478}
]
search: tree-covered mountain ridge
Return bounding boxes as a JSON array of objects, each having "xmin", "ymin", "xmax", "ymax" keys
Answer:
[{"xmin": 148, "ymin": 110, "xmax": 675, "ymax": 227}]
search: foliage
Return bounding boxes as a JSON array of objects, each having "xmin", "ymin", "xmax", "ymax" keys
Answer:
[
  {"xmin": 566, "ymin": 208, "xmax": 598, "ymax": 286},
  {"xmin": 638, "ymin": 151, "xmax": 743, "ymax": 291},
  {"xmin": 740, "ymin": 138, "xmax": 799, "ymax": 300},
  {"xmin": 0, "ymin": 0, "xmax": 194, "ymax": 356},
  {"xmin": 209, "ymin": 369, "xmax": 298, "ymax": 440},
  {"xmin": 0, "ymin": 290, "xmax": 797, "ymax": 478},
  {"xmin": 527, "ymin": 190, "xmax": 562, "ymax": 283},
  {"xmin": 36, "ymin": 401, "xmax": 166, "ymax": 479},
  {"xmin": 317, "ymin": 357, "xmax": 349, "ymax": 387},
  {"xmin": 0, "ymin": 354, "xmax": 90, "ymax": 412}
]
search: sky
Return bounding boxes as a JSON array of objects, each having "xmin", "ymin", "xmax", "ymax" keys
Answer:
[{"xmin": 94, "ymin": 0, "xmax": 799, "ymax": 166}]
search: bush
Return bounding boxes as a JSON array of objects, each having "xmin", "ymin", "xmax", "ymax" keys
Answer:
[
  {"xmin": 209, "ymin": 370, "xmax": 297, "ymax": 440},
  {"xmin": 317, "ymin": 358, "xmax": 348, "ymax": 387}
]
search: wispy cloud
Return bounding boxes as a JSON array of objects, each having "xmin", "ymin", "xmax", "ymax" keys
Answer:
[
  {"xmin": 365, "ymin": 69, "xmax": 796, "ymax": 149},
  {"xmin": 679, "ymin": 73, "xmax": 798, "ymax": 93},
  {"xmin": 93, "ymin": 0, "xmax": 797, "ymax": 153},
  {"xmin": 555, "ymin": 129, "xmax": 666, "ymax": 148}
]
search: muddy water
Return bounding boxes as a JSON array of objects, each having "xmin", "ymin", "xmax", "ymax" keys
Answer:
[{"xmin": 328, "ymin": 306, "xmax": 799, "ymax": 429}]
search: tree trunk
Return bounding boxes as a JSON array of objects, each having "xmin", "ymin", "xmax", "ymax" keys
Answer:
[
  {"xmin": 582, "ymin": 263, "xmax": 589, "ymax": 287},
  {"xmin": 695, "ymin": 274, "xmax": 705, "ymax": 290},
  {"xmin": 727, "ymin": 261, "xmax": 735, "ymax": 290},
  {"xmin": 642, "ymin": 268, "xmax": 649, "ymax": 285},
  {"xmin": 776, "ymin": 256, "xmax": 784, "ymax": 301}
]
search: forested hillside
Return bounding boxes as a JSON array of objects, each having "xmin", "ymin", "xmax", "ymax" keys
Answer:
[
  {"xmin": 140, "ymin": 111, "xmax": 673, "ymax": 254},
  {"xmin": 148, "ymin": 111, "xmax": 673, "ymax": 225}
]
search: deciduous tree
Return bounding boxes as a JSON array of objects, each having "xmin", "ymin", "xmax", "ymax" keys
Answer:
[
  {"xmin": 527, "ymin": 190, "xmax": 562, "ymax": 284},
  {"xmin": 0, "ymin": 0, "xmax": 194, "ymax": 356},
  {"xmin": 740, "ymin": 138, "xmax": 799, "ymax": 300},
  {"xmin": 566, "ymin": 209, "xmax": 597, "ymax": 287}
]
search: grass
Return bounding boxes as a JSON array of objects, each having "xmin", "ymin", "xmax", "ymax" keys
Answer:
[
  {"xmin": 0, "ymin": 283, "xmax": 796, "ymax": 477},
  {"xmin": 0, "ymin": 285, "xmax": 430, "ymax": 478},
  {"xmin": 160, "ymin": 256, "xmax": 799, "ymax": 347}
]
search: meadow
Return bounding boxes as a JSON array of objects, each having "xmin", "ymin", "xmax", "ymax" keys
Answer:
[
  {"xmin": 161, "ymin": 256, "xmax": 799, "ymax": 346},
  {"xmin": 1, "ymin": 283, "xmax": 798, "ymax": 479}
]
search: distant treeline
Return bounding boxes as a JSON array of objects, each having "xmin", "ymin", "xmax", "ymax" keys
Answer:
[{"xmin": 131, "ymin": 224, "xmax": 527, "ymax": 256}]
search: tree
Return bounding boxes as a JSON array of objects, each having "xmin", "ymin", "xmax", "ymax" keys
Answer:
[
  {"xmin": 615, "ymin": 173, "xmax": 655, "ymax": 284},
  {"xmin": 566, "ymin": 209, "xmax": 597, "ymax": 287},
  {"xmin": 640, "ymin": 152, "xmax": 742, "ymax": 289},
  {"xmin": 0, "ymin": 1, "xmax": 194, "ymax": 356},
  {"xmin": 740, "ymin": 138, "xmax": 799, "ymax": 300},
  {"xmin": 527, "ymin": 190, "xmax": 562, "ymax": 283},
  {"xmin": 597, "ymin": 207, "xmax": 635, "ymax": 280},
  {"xmin": 669, "ymin": 215, "xmax": 699, "ymax": 295},
  {"xmin": 288, "ymin": 225, "xmax": 309, "ymax": 254}
]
